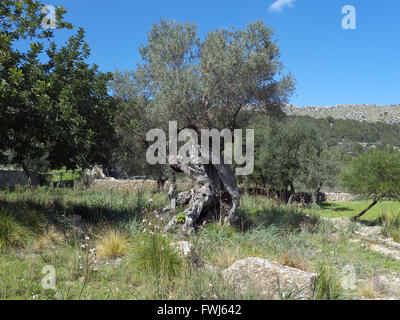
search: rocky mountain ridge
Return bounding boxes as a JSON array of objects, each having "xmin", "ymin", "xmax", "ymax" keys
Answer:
[{"xmin": 283, "ymin": 104, "xmax": 400, "ymax": 124}]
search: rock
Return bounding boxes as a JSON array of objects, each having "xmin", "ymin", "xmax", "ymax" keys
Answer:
[
  {"xmin": 376, "ymin": 274, "xmax": 400, "ymax": 299},
  {"xmin": 356, "ymin": 226, "xmax": 381, "ymax": 237},
  {"xmin": 323, "ymin": 193, "xmax": 355, "ymax": 202},
  {"xmin": 369, "ymin": 244, "xmax": 400, "ymax": 261},
  {"xmin": 170, "ymin": 241, "xmax": 202, "ymax": 267},
  {"xmin": 222, "ymin": 257, "xmax": 317, "ymax": 300},
  {"xmin": 85, "ymin": 165, "xmax": 106, "ymax": 179},
  {"xmin": 171, "ymin": 240, "xmax": 192, "ymax": 256}
]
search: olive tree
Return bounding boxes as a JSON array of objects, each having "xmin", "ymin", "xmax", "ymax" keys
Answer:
[
  {"xmin": 296, "ymin": 144, "xmax": 340, "ymax": 204},
  {"xmin": 111, "ymin": 19, "xmax": 294, "ymax": 233},
  {"xmin": 341, "ymin": 148, "xmax": 400, "ymax": 220},
  {"xmin": 250, "ymin": 117, "xmax": 338, "ymax": 205}
]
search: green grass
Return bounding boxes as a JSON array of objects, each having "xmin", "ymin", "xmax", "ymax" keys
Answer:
[
  {"xmin": 1, "ymin": 188, "xmax": 400, "ymax": 300},
  {"xmin": 48, "ymin": 168, "xmax": 82, "ymax": 183},
  {"xmin": 307, "ymin": 201, "xmax": 400, "ymax": 221}
]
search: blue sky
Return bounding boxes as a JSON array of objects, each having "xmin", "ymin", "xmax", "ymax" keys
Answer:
[{"xmin": 30, "ymin": 0, "xmax": 400, "ymax": 107}]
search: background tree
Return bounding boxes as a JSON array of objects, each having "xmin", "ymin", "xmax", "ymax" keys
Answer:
[
  {"xmin": 251, "ymin": 117, "xmax": 322, "ymax": 204},
  {"xmin": 341, "ymin": 148, "xmax": 400, "ymax": 220},
  {"xmin": 111, "ymin": 95, "xmax": 173, "ymax": 190},
  {"xmin": 1, "ymin": 0, "xmax": 71, "ymax": 182},
  {"xmin": 111, "ymin": 19, "xmax": 295, "ymax": 233},
  {"xmin": 296, "ymin": 144, "xmax": 340, "ymax": 204}
]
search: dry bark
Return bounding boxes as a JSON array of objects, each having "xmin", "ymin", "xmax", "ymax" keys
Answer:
[{"xmin": 162, "ymin": 139, "xmax": 240, "ymax": 235}]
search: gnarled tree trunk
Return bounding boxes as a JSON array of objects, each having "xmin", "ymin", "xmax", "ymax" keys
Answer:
[
  {"xmin": 161, "ymin": 142, "xmax": 240, "ymax": 235},
  {"xmin": 21, "ymin": 164, "xmax": 41, "ymax": 187}
]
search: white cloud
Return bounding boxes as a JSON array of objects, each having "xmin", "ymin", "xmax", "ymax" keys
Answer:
[{"xmin": 269, "ymin": 0, "xmax": 296, "ymax": 13}]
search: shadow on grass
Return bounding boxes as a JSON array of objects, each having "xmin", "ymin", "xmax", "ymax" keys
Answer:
[
  {"xmin": 358, "ymin": 220, "xmax": 379, "ymax": 227},
  {"xmin": 0, "ymin": 192, "xmax": 151, "ymax": 231},
  {"xmin": 319, "ymin": 202, "xmax": 353, "ymax": 212},
  {"xmin": 237, "ymin": 204, "xmax": 320, "ymax": 233},
  {"xmin": 1, "ymin": 188, "xmax": 322, "ymax": 237}
]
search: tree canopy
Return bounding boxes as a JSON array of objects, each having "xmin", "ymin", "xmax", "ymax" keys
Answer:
[
  {"xmin": 0, "ymin": 0, "xmax": 118, "ymax": 183},
  {"xmin": 112, "ymin": 19, "xmax": 294, "ymax": 134}
]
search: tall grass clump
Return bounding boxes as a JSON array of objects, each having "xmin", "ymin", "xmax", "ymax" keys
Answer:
[
  {"xmin": 314, "ymin": 263, "xmax": 345, "ymax": 300},
  {"xmin": 130, "ymin": 231, "xmax": 181, "ymax": 278},
  {"xmin": 0, "ymin": 209, "xmax": 33, "ymax": 249},
  {"xmin": 378, "ymin": 212, "xmax": 400, "ymax": 242},
  {"xmin": 96, "ymin": 228, "xmax": 130, "ymax": 258},
  {"xmin": 127, "ymin": 210, "xmax": 181, "ymax": 278}
]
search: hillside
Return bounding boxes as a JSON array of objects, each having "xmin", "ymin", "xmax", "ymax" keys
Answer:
[
  {"xmin": 286, "ymin": 115, "xmax": 400, "ymax": 148},
  {"xmin": 283, "ymin": 104, "xmax": 400, "ymax": 124}
]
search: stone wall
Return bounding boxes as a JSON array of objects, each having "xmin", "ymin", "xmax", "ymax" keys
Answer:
[
  {"xmin": 322, "ymin": 192, "xmax": 355, "ymax": 202},
  {"xmin": 0, "ymin": 170, "xmax": 29, "ymax": 189},
  {"xmin": 88, "ymin": 178, "xmax": 193, "ymax": 192}
]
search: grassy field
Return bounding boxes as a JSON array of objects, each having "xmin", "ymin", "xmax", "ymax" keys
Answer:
[
  {"xmin": 1, "ymin": 187, "xmax": 400, "ymax": 300},
  {"xmin": 306, "ymin": 201, "xmax": 400, "ymax": 221}
]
